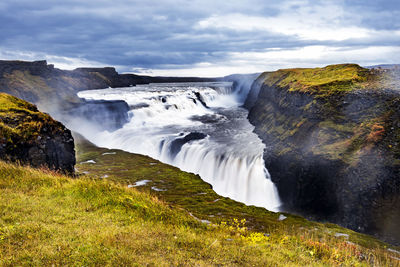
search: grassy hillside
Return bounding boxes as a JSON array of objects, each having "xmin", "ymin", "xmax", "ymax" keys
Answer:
[
  {"xmin": 1, "ymin": 160, "xmax": 400, "ymax": 266},
  {"xmin": 260, "ymin": 64, "xmax": 398, "ymax": 98}
]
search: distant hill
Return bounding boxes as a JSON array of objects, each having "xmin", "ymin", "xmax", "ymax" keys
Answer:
[{"xmin": 0, "ymin": 60, "xmax": 218, "ymax": 112}]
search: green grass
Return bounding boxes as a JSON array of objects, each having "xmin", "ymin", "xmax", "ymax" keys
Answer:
[
  {"xmin": 3, "ymin": 70, "xmax": 54, "ymax": 103},
  {"xmin": 261, "ymin": 64, "xmax": 373, "ymax": 97},
  {"xmin": 0, "ymin": 92, "xmax": 38, "ymax": 111},
  {"xmin": 0, "ymin": 93, "xmax": 64, "ymax": 146},
  {"xmin": 1, "ymin": 159, "xmax": 400, "ymax": 266}
]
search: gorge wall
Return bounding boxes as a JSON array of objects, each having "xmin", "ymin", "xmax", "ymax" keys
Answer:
[
  {"xmin": 0, "ymin": 60, "xmax": 217, "ymax": 109},
  {"xmin": 246, "ymin": 64, "xmax": 400, "ymax": 244}
]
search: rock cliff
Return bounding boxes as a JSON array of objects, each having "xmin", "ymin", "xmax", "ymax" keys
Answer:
[
  {"xmin": 246, "ymin": 64, "xmax": 400, "ymax": 244},
  {"xmin": 0, "ymin": 93, "xmax": 75, "ymax": 173},
  {"xmin": 0, "ymin": 60, "xmax": 217, "ymax": 110}
]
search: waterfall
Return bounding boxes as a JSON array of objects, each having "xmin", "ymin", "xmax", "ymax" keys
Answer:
[
  {"xmin": 164, "ymin": 139, "xmax": 281, "ymax": 210},
  {"xmin": 77, "ymin": 82, "xmax": 281, "ymax": 211}
]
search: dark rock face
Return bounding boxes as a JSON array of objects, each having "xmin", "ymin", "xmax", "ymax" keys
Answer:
[
  {"xmin": 1, "ymin": 129, "xmax": 75, "ymax": 174},
  {"xmin": 25, "ymin": 129, "xmax": 75, "ymax": 173},
  {"xmin": 169, "ymin": 132, "xmax": 207, "ymax": 158},
  {"xmin": 61, "ymin": 99, "xmax": 130, "ymax": 132},
  {"xmin": 243, "ymin": 73, "xmax": 268, "ymax": 110},
  {"xmin": 193, "ymin": 91, "xmax": 208, "ymax": 108},
  {"xmin": 247, "ymin": 77, "xmax": 400, "ymax": 244},
  {"xmin": 0, "ymin": 93, "xmax": 76, "ymax": 174}
]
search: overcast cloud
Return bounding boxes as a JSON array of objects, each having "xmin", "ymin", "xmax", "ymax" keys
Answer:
[{"xmin": 0, "ymin": 0, "xmax": 399, "ymax": 76}]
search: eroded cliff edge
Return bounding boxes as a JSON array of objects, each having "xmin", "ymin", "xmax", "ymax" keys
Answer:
[
  {"xmin": 246, "ymin": 64, "xmax": 400, "ymax": 244},
  {"xmin": 0, "ymin": 60, "xmax": 217, "ymax": 109},
  {"xmin": 0, "ymin": 93, "xmax": 75, "ymax": 173}
]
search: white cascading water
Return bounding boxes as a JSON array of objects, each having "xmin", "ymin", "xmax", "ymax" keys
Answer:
[{"xmin": 77, "ymin": 82, "xmax": 281, "ymax": 211}]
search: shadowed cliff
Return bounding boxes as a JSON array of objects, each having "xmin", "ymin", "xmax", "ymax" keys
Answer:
[{"xmin": 246, "ymin": 64, "xmax": 400, "ymax": 244}]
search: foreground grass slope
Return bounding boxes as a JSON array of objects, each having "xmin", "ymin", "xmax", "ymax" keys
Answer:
[{"xmin": 1, "ymin": 160, "xmax": 400, "ymax": 266}]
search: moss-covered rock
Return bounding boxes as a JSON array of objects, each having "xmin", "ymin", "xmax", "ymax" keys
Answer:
[
  {"xmin": 0, "ymin": 93, "xmax": 75, "ymax": 173},
  {"xmin": 247, "ymin": 64, "xmax": 400, "ymax": 245}
]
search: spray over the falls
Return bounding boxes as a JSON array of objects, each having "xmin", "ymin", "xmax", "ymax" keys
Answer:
[{"xmin": 77, "ymin": 82, "xmax": 281, "ymax": 211}]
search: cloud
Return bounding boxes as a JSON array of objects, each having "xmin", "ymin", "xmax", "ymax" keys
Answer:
[
  {"xmin": 0, "ymin": 0, "xmax": 398, "ymax": 76},
  {"xmin": 196, "ymin": 13, "xmax": 370, "ymax": 41},
  {"xmin": 146, "ymin": 45, "xmax": 400, "ymax": 77}
]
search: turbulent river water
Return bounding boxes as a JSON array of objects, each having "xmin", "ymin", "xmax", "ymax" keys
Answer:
[{"xmin": 77, "ymin": 82, "xmax": 281, "ymax": 211}]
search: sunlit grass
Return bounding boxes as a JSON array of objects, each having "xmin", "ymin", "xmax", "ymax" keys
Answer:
[
  {"xmin": 0, "ymin": 93, "xmax": 65, "ymax": 144},
  {"xmin": 1, "ymin": 160, "xmax": 399, "ymax": 266},
  {"xmin": 261, "ymin": 64, "xmax": 374, "ymax": 98}
]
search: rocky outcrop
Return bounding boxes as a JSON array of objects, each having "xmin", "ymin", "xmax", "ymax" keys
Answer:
[
  {"xmin": 246, "ymin": 64, "xmax": 400, "ymax": 244},
  {"xmin": 0, "ymin": 93, "xmax": 75, "ymax": 173}
]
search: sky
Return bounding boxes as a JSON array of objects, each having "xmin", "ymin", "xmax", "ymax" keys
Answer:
[{"xmin": 0, "ymin": 0, "xmax": 399, "ymax": 77}]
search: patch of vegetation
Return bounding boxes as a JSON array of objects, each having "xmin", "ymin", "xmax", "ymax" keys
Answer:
[
  {"xmin": 315, "ymin": 109, "xmax": 400, "ymax": 165},
  {"xmin": 263, "ymin": 64, "xmax": 372, "ymax": 97},
  {"xmin": 0, "ymin": 93, "xmax": 64, "ymax": 147}
]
